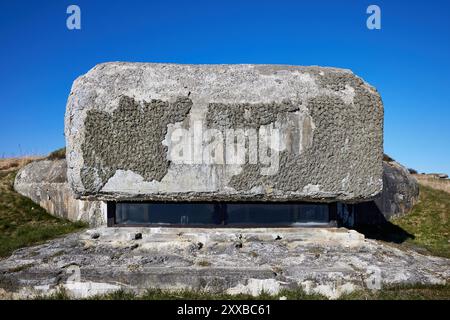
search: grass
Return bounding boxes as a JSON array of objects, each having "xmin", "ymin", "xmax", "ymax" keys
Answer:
[
  {"xmin": 0, "ymin": 157, "xmax": 41, "ymax": 171},
  {"xmin": 46, "ymin": 147, "xmax": 65, "ymax": 160},
  {"xmin": 390, "ymin": 184, "xmax": 449, "ymax": 258},
  {"xmin": 114, "ymin": 289, "xmax": 277, "ymax": 300},
  {"xmin": 355, "ymin": 183, "xmax": 449, "ymax": 258},
  {"xmin": 414, "ymin": 174, "xmax": 450, "ymax": 194},
  {"xmin": 197, "ymin": 260, "xmax": 212, "ymax": 267},
  {"xmin": 39, "ymin": 288, "xmax": 311, "ymax": 300},
  {"xmin": 382, "ymin": 154, "xmax": 395, "ymax": 162},
  {"xmin": 0, "ymin": 168, "xmax": 86, "ymax": 257},
  {"xmin": 38, "ymin": 284, "xmax": 450, "ymax": 300},
  {"xmin": 339, "ymin": 283, "xmax": 450, "ymax": 300}
]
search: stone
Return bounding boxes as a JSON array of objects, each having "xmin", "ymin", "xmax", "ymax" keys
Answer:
[
  {"xmin": 0, "ymin": 227, "xmax": 448, "ymax": 299},
  {"xmin": 353, "ymin": 158, "xmax": 420, "ymax": 224},
  {"xmin": 65, "ymin": 63, "xmax": 383, "ymax": 202},
  {"xmin": 375, "ymin": 159, "xmax": 420, "ymax": 219},
  {"xmin": 13, "ymin": 159, "xmax": 105, "ymax": 227}
]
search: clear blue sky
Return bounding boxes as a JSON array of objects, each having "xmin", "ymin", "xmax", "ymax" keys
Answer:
[{"xmin": 1, "ymin": 0, "xmax": 449, "ymax": 174}]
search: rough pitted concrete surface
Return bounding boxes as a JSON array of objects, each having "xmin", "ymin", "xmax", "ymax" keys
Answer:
[
  {"xmin": 65, "ymin": 63, "xmax": 383, "ymax": 202},
  {"xmin": 0, "ymin": 228, "xmax": 448, "ymax": 299},
  {"xmin": 14, "ymin": 160, "xmax": 105, "ymax": 227},
  {"xmin": 82, "ymin": 96, "xmax": 192, "ymax": 192}
]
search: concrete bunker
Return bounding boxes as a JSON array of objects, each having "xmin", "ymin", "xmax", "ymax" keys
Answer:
[{"xmin": 64, "ymin": 63, "xmax": 384, "ymax": 227}]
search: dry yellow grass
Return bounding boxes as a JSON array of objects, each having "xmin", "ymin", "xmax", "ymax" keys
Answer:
[
  {"xmin": 0, "ymin": 157, "xmax": 43, "ymax": 172},
  {"xmin": 413, "ymin": 174, "xmax": 450, "ymax": 194}
]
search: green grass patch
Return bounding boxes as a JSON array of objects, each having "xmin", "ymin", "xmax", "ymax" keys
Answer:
[
  {"xmin": 391, "ymin": 184, "xmax": 449, "ymax": 258},
  {"xmin": 37, "ymin": 284, "xmax": 450, "ymax": 300},
  {"xmin": 196, "ymin": 260, "xmax": 212, "ymax": 267},
  {"xmin": 356, "ymin": 184, "xmax": 449, "ymax": 258},
  {"xmin": 42, "ymin": 287, "xmax": 326, "ymax": 300},
  {"xmin": 46, "ymin": 147, "xmax": 66, "ymax": 160},
  {"xmin": 340, "ymin": 283, "xmax": 450, "ymax": 300},
  {"xmin": 0, "ymin": 170, "xmax": 86, "ymax": 257}
]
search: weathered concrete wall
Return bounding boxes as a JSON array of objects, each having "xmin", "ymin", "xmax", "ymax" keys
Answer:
[
  {"xmin": 375, "ymin": 160, "xmax": 419, "ymax": 219},
  {"xmin": 14, "ymin": 160, "xmax": 105, "ymax": 227},
  {"xmin": 347, "ymin": 159, "xmax": 420, "ymax": 225},
  {"xmin": 65, "ymin": 63, "xmax": 383, "ymax": 202}
]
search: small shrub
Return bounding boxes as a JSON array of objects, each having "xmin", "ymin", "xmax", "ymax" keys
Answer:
[
  {"xmin": 383, "ymin": 154, "xmax": 395, "ymax": 162},
  {"xmin": 47, "ymin": 147, "xmax": 66, "ymax": 160},
  {"xmin": 197, "ymin": 260, "xmax": 211, "ymax": 267}
]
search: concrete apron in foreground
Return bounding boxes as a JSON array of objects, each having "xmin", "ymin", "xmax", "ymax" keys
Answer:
[{"xmin": 0, "ymin": 227, "xmax": 448, "ymax": 299}]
